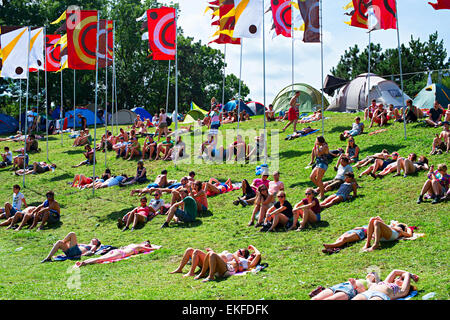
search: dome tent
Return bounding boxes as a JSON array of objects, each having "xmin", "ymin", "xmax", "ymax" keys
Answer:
[
  {"xmin": 223, "ymin": 100, "xmax": 255, "ymax": 116},
  {"xmin": 131, "ymin": 107, "xmax": 152, "ymax": 121},
  {"xmin": 246, "ymin": 101, "xmax": 265, "ymax": 116},
  {"xmin": 181, "ymin": 109, "xmax": 205, "ymax": 124},
  {"xmin": 112, "ymin": 109, "xmax": 138, "ymax": 125},
  {"xmin": 65, "ymin": 108, "xmax": 103, "ymax": 128},
  {"xmin": 413, "ymin": 83, "xmax": 450, "ymax": 110},
  {"xmin": 271, "ymin": 83, "xmax": 329, "ymax": 114},
  {"xmin": 0, "ymin": 113, "xmax": 19, "ymax": 134},
  {"xmin": 327, "ymin": 73, "xmax": 410, "ymax": 112}
]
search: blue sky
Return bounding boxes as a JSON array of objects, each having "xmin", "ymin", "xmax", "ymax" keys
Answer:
[{"xmin": 159, "ymin": 0, "xmax": 450, "ymax": 104}]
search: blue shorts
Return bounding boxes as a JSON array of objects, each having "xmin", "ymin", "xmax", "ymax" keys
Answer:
[
  {"xmin": 9, "ymin": 207, "xmax": 19, "ymax": 216},
  {"xmin": 168, "ymin": 183, "xmax": 182, "ymax": 189},
  {"xmin": 210, "ymin": 123, "xmax": 220, "ymax": 130},
  {"xmin": 361, "ymin": 290, "xmax": 390, "ymax": 300},
  {"xmin": 48, "ymin": 210, "xmax": 60, "ymax": 224},
  {"xmin": 315, "ymin": 213, "xmax": 321, "ymax": 222},
  {"xmin": 316, "ymin": 161, "xmax": 328, "ymax": 171},
  {"xmin": 336, "ymin": 192, "xmax": 349, "ymax": 201},
  {"xmin": 348, "ymin": 129, "xmax": 360, "ymax": 136},
  {"xmin": 64, "ymin": 245, "xmax": 82, "ymax": 258},
  {"xmin": 146, "ymin": 183, "xmax": 159, "ymax": 189},
  {"xmin": 346, "ymin": 228, "xmax": 366, "ymax": 240},
  {"xmin": 175, "ymin": 208, "xmax": 195, "ymax": 223},
  {"xmin": 330, "ymin": 282, "xmax": 358, "ymax": 299}
]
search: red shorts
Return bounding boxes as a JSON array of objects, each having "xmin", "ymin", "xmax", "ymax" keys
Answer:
[
  {"xmin": 373, "ymin": 117, "xmax": 381, "ymax": 124},
  {"xmin": 288, "ymin": 108, "xmax": 298, "ymax": 121}
]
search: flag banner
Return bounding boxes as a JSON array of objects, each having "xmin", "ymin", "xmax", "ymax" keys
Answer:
[
  {"xmin": 29, "ymin": 27, "xmax": 44, "ymax": 71},
  {"xmin": 146, "ymin": 7, "xmax": 176, "ymax": 60},
  {"xmin": 58, "ymin": 33, "xmax": 68, "ymax": 71},
  {"xmin": 45, "ymin": 34, "xmax": 61, "ymax": 72},
  {"xmin": 345, "ymin": 0, "xmax": 370, "ymax": 29},
  {"xmin": 371, "ymin": 0, "xmax": 397, "ymax": 30},
  {"xmin": 209, "ymin": 0, "xmax": 241, "ymax": 45},
  {"xmin": 0, "ymin": 26, "xmax": 30, "ymax": 79},
  {"xmin": 67, "ymin": 9, "xmax": 98, "ymax": 70},
  {"xmin": 271, "ymin": 0, "xmax": 292, "ymax": 38},
  {"xmin": 428, "ymin": 0, "xmax": 450, "ymax": 10},
  {"xmin": 233, "ymin": 0, "xmax": 263, "ymax": 38},
  {"xmin": 98, "ymin": 20, "xmax": 113, "ymax": 68},
  {"xmin": 298, "ymin": 0, "xmax": 320, "ymax": 42},
  {"xmin": 51, "ymin": 11, "xmax": 67, "ymax": 25},
  {"xmin": 0, "ymin": 27, "xmax": 2, "ymax": 76}
]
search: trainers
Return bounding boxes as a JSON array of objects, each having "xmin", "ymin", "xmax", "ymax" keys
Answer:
[
  {"xmin": 233, "ymin": 199, "xmax": 240, "ymax": 206},
  {"xmin": 161, "ymin": 222, "xmax": 169, "ymax": 229},
  {"xmin": 239, "ymin": 199, "xmax": 248, "ymax": 207},
  {"xmin": 416, "ymin": 195, "xmax": 423, "ymax": 204},
  {"xmin": 432, "ymin": 198, "xmax": 440, "ymax": 204}
]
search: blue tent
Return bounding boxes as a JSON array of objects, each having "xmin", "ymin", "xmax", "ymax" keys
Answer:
[
  {"xmin": 223, "ymin": 100, "xmax": 254, "ymax": 116},
  {"xmin": 131, "ymin": 107, "xmax": 152, "ymax": 121},
  {"xmin": 0, "ymin": 113, "xmax": 19, "ymax": 134},
  {"xmin": 65, "ymin": 109, "xmax": 103, "ymax": 128},
  {"xmin": 51, "ymin": 107, "xmax": 61, "ymax": 120}
]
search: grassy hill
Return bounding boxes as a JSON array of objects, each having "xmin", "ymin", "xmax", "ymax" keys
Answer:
[{"xmin": 0, "ymin": 112, "xmax": 448, "ymax": 300}]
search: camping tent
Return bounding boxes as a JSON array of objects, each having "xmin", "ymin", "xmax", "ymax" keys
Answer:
[
  {"xmin": 223, "ymin": 100, "xmax": 255, "ymax": 115},
  {"xmin": 0, "ymin": 113, "xmax": 19, "ymax": 134},
  {"xmin": 131, "ymin": 107, "xmax": 152, "ymax": 121},
  {"xmin": 246, "ymin": 101, "xmax": 265, "ymax": 116},
  {"xmin": 191, "ymin": 102, "xmax": 208, "ymax": 115},
  {"xmin": 272, "ymin": 83, "xmax": 329, "ymax": 114},
  {"xmin": 181, "ymin": 109, "xmax": 206, "ymax": 124},
  {"xmin": 413, "ymin": 83, "xmax": 450, "ymax": 110},
  {"xmin": 65, "ymin": 108, "xmax": 103, "ymax": 128},
  {"xmin": 327, "ymin": 73, "xmax": 410, "ymax": 112},
  {"xmin": 112, "ymin": 109, "xmax": 138, "ymax": 125}
]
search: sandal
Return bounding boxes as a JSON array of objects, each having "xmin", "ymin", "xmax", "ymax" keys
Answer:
[{"xmin": 309, "ymin": 285, "xmax": 325, "ymax": 298}]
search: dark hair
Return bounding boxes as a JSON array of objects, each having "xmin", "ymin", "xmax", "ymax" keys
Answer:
[
  {"xmin": 345, "ymin": 172, "xmax": 354, "ymax": 179},
  {"xmin": 140, "ymin": 197, "xmax": 147, "ymax": 202},
  {"xmin": 105, "ymin": 168, "xmax": 111, "ymax": 174},
  {"xmin": 397, "ymin": 223, "xmax": 406, "ymax": 231},
  {"xmin": 13, "ymin": 184, "xmax": 20, "ymax": 190},
  {"xmin": 341, "ymin": 156, "xmax": 349, "ymax": 163},
  {"xmin": 418, "ymin": 156, "xmax": 428, "ymax": 164},
  {"xmin": 372, "ymin": 99, "xmax": 376, "ymax": 103},
  {"xmin": 4, "ymin": 146, "xmax": 9, "ymax": 150},
  {"xmin": 317, "ymin": 136, "xmax": 326, "ymax": 144},
  {"xmin": 46, "ymin": 191, "xmax": 55, "ymax": 198},
  {"xmin": 410, "ymin": 153, "xmax": 417, "ymax": 161},
  {"xmin": 194, "ymin": 181, "xmax": 203, "ymax": 190},
  {"xmin": 382, "ymin": 149, "xmax": 388, "ymax": 154},
  {"xmin": 161, "ymin": 169, "xmax": 168, "ymax": 175},
  {"xmin": 189, "ymin": 171, "xmax": 195, "ymax": 177},
  {"xmin": 137, "ymin": 160, "xmax": 144, "ymax": 167},
  {"xmin": 241, "ymin": 249, "xmax": 250, "ymax": 259}
]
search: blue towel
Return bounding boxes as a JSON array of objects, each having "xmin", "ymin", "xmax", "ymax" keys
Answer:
[{"xmin": 397, "ymin": 291, "xmax": 418, "ymax": 300}]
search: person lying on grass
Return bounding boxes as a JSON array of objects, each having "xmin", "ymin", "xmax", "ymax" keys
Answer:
[
  {"xmin": 372, "ymin": 154, "xmax": 401, "ymax": 179},
  {"xmin": 160, "ymin": 188, "xmax": 197, "ymax": 228},
  {"xmin": 316, "ymin": 155, "xmax": 353, "ymax": 194},
  {"xmin": 392, "ymin": 153, "xmax": 429, "ymax": 178},
  {"xmin": 0, "ymin": 184, "xmax": 27, "ymax": 220},
  {"xmin": 41, "ymin": 232, "xmax": 101, "ymax": 263},
  {"xmin": 358, "ymin": 151, "xmax": 398, "ymax": 178},
  {"xmin": 340, "ymin": 116, "xmax": 364, "ymax": 141},
  {"xmin": 311, "ymin": 272, "xmax": 379, "ymax": 300},
  {"xmin": 118, "ymin": 196, "xmax": 161, "ymax": 232},
  {"xmin": 361, "ymin": 216, "xmax": 413, "ymax": 252},
  {"xmin": 299, "ymin": 110, "xmax": 322, "ymax": 124},
  {"xmin": 352, "ymin": 269, "xmax": 419, "ymax": 300},
  {"xmin": 322, "ymin": 224, "xmax": 368, "ymax": 254},
  {"xmin": 74, "ymin": 240, "xmax": 155, "ymax": 267},
  {"xmin": 131, "ymin": 175, "xmax": 187, "ymax": 199},
  {"xmin": 248, "ymin": 184, "xmax": 274, "ymax": 228},
  {"xmin": 16, "ymin": 191, "xmax": 60, "ymax": 231},
  {"xmin": 14, "ymin": 162, "xmax": 56, "ymax": 176},
  {"xmin": 430, "ymin": 121, "xmax": 449, "ymax": 155},
  {"xmin": 203, "ymin": 178, "xmax": 236, "ymax": 197},
  {"xmin": 194, "ymin": 245, "xmax": 261, "ymax": 282},
  {"xmin": 91, "ymin": 175, "xmax": 128, "ymax": 189},
  {"xmin": 119, "ymin": 160, "xmax": 147, "ymax": 186},
  {"xmin": 293, "ymin": 188, "xmax": 322, "ymax": 231},
  {"xmin": 71, "ymin": 170, "xmax": 110, "ymax": 189},
  {"xmin": 234, "ymin": 171, "xmax": 270, "ymax": 207},
  {"xmin": 417, "ymin": 163, "xmax": 449, "ymax": 204},
  {"xmin": 0, "ymin": 206, "xmax": 36, "ymax": 229},
  {"xmin": 130, "ymin": 169, "xmax": 171, "ymax": 196},
  {"xmin": 353, "ymin": 149, "xmax": 390, "ymax": 169},
  {"xmin": 72, "ymin": 145, "xmax": 95, "ymax": 168},
  {"xmin": 285, "ymin": 127, "xmax": 317, "ymax": 140},
  {"xmin": 259, "ymin": 191, "xmax": 295, "ymax": 232},
  {"xmin": 320, "ymin": 173, "xmax": 357, "ymax": 209}
]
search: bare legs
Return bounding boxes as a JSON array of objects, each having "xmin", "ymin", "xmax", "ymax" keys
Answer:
[{"xmin": 170, "ymin": 248, "xmax": 206, "ymax": 277}]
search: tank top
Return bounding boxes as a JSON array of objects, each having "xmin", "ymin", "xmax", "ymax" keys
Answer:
[{"xmin": 159, "ymin": 113, "xmax": 167, "ymax": 124}]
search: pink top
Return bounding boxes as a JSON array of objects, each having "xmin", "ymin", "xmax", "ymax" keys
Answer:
[
  {"xmin": 252, "ymin": 178, "xmax": 270, "ymax": 191},
  {"xmin": 268, "ymin": 181, "xmax": 284, "ymax": 195},
  {"xmin": 137, "ymin": 206, "xmax": 151, "ymax": 218}
]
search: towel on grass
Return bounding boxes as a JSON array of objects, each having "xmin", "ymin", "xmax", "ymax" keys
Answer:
[
  {"xmin": 397, "ymin": 290, "xmax": 418, "ymax": 300},
  {"xmin": 233, "ymin": 263, "xmax": 268, "ymax": 276},
  {"xmin": 99, "ymin": 245, "xmax": 162, "ymax": 264}
]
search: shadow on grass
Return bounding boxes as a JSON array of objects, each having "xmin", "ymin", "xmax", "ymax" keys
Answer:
[
  {"xmin": 49, "ymin": 173, "xmax": 72, "ymax": 182},
  {"xmin": 289, "ymin": 181, "xmax": 314, "ymax": 189},
  {"xmin": 311, "ymin": 220, "xmax": 330, "ymax": 230},
  {"xmin": 328, "ymin": 125, "xmax": 350, "ymax": 134},
  {"xmin": 361, "ymin": 143, "xmax": 406, "ymax": 154},
  {"xmin": 279, "ymin": 150, "xmax": 311, "ymax": 159},
  {"xmin": 198, "ymin": 210, "xmax": 213, "ymax": 218},
  {"xmin": 63, "ymin": 150, "xmax": 82, "ymax": 155},
  {"xmin": 40, "ymin": 221, "xmax": 63, "ymax": 230},
  {"xmin": 102, "ymin": 207, "xmax": 133, "ymax": 222},
  {"xmin": 170, "ymin": 219, "xmax": 203, "ymax": 229}
]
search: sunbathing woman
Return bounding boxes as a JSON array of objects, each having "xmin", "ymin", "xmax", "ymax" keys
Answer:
[
  {"xmin": 299, "ymin": 110, "xmax": 322, "ymax": 123},
  {"xmin": 361, "ymin": 216, "xmax": 413, "ymax": 252},
  {"xmin": 203, "ymin": 178, "xmax": 236, "ymax": 197},
  {"xmin": 248, "ymin": 184, "xmax": 274, "ymax": 227},
  {"xmin": 417, "ymin": 164, "xmax": 449, "ymax": 204},
  {"xmin": 352, "ymin": 269, "xmax": 419, "ymax": 300},
  {"xmin": 393, "ymin": 153, "xmax": 429, "ymax": 178},
  {"xmin": 285, "ymin": 127, "xmax": 316, "ymax": 140},
  {"xmin": 320, "ymin": 173, "xmax": 357, "ymax": 209},
  {"xmin": 0, "ymin": 206, "xmax": 36, "ymax": 229},
  {"xmin": 358, "ymin": 151, "xmax": 398, "ymax": 178},
  {"xmin": 322, "ymin": 224, "xmax": 368, "ymax": 254},
  {"xmin": 170, "ymin": 247, "xmax": 217, "ymax": 277},
  {"xmin": 41, "ymin": 232, "xmax": 101, "ymax": 263},
  {"xmin": 311, "ymin": 273, "xmax": 378, "ymax": 300},
  {"xmin": 373, "ymin": 153, "xmax": 401, "ymax": 179},
  {"xmin": 293, "ymin": 188, "xmax": 322, "ymax": 231},
  {"xmin": 74, "ymin": 241, "xmax": 155, "ymax": 267},
  {"xmin": 14, "ymin": 162, "xmax": 56, "ymax": 175},
  {"xmin": 194, "ymin": 245, "xmax": 261, "ymax": 282},
  {"xmin": 353, "ymin": 149, "xmax": 390, "ymax": 169}
]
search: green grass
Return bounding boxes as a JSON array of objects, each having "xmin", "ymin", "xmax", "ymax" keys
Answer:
[{"xmin": 0, "ymin": 112, "xmax": 448, "ymax": 300}]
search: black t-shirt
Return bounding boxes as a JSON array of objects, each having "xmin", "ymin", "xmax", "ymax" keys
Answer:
[
  {"xmin": 274, "ymin": 200, "xmax": 293, "ymax": 220},
  {"xmin": 430, "ymin": 108, "xmax": 443, "ymax": 122}
]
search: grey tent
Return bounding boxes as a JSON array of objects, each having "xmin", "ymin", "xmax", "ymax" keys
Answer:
[
  {"xmin": 272, "ymin": 83, "xmax": 329, "ymax": 114},
  {"xmin": 113, "ymin": 109, "xmax": 137, "ymax": 125},
  {"xmin": 328, "ymin": 73, "xmax": 411, "ymax": 112}
]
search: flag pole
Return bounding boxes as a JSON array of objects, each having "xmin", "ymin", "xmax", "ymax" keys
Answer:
[
  {"xmin": 291, "ymin": 0, "xmax": 294, "ymax": 96},
  {"xmin": 60, "ymin": 61, "xmax": 63, "ymax": 145},
  {"xmin": 237, "ymin": 40, "xmax": 243, "ymax": 132},
  {"xmin": 44, "ymin": 27, "xmax": 49, "ymax": 162},
  {"xmin": 23, "ymin": 27, "xmax": 31, "ymax": 188},
  {"xmin": 394, "ymin": 0, "xmax": 407, "ymax": 140},
  {"xmin": 19, "ymin": 79, "xmax": 22, "ymax": 132},
  {"xmin": 73, "ymin": 70, "xmax": 76, "ymax": 130},
  {"xmin": 93, "ymin": 11, "xmax": 100, "ymax": 196},
  {"xmin": 37, "ymin": 70, "xmax": 40, "ymax": 116},
  {"xmin": 174, "ymin": 7, "xmax": 179, "ymax": 168},
  {"xmin": 320, "ymin": 0, "xmax": 325, "ymax": 136},
  {"xmin": 166, "ymin": 60, "xmax": 171, "ymax": 114},
  {"xmin": 262, "ymin": 0, "xmax": 267, "ymax": 165},
  {"xmin": 104, "ymin": 19, "xmax": 109, "ymax": 167},
  {"xmin": 221, "ymin": 44, "xmax": 227, "ymax": 108},
  {"xmin": 367, "ymin": 31, "xmax": 371, "ymax": 108},
  {"xmin": 112, "ymin": 21, "xmax": 118, "ymax": 135}
]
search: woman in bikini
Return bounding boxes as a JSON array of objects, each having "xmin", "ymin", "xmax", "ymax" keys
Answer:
[
  {"xmin": 352, "ymin": 270, "xmax": 419, "ymax": 300},
  {"xmin": 74, "ymin": 241, "xmax": 155, "ymax": 267},
  {"xmin": 322, "ymin": 224, "xmax": 368, "ymax": 254},
  {"xmin": 311, "ymin": 273, "xmax": 379, "ymax": 300},
  {"xmin": 41, "ymin": 232, "xmax": 101, "ymax": 263},
  {"xmin": 393, "ymin": 153, "xmax": 429, "ymax": 178},
  {"xmin": 203, "ymin": 178, "xmax": 235, "ymax": 197}
]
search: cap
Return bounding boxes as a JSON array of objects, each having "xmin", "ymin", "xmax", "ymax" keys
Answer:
[{"xmin": 261, "ymin": 167, "xmax": 270, "ymax": 176}]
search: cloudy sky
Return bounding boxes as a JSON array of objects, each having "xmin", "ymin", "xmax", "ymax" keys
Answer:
[{"xmin": 158, "ymin": 0, "xmax": 450, "ymax": 104}]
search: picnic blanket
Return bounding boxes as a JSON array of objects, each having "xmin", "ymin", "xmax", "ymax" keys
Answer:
[
  {"xmin": 398, "ymin": 290, "xmax": 418, "ymax": 300},
  {"xmin": 285, "ymin": 129, "xmax": 319, "ymax": 140},
  {"xmin": 99, "ymin": 245, "xmax": 162, "ymax": 264},
  {"xmin": 53, "ymin": 245, "xmax": 118, "ymax": 261}
]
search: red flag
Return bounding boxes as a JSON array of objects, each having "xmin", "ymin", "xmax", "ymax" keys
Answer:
[
  {"xmin": 147, "ymin": 7, "xmax": 176, "ymax": 60},
  {"xmin": 371, "ymin": 0, "xmax": 397, "ymax": 30},
  {"xmin": 428, "ymin": 0, "xmax": 450, "ymax": 9},
  {"xmin": 45, "ymin": 34, "xmax": 61, "ymax": 72},
  {"xmin": 298, "ymin": 0, "xmax": 320, "ymax": 43},
  {"xmin": 67, "ymin": 10, "xmax": 98, "ymax": 70},
  {"xmin": 347, "ymin": 0, "xmax": 370, "ymax": 29},
  {"xmin": 271, "ymin": 0, "xmax": 292, "ymax": 38},
  {"xmin": 210, "ymin": 0, "xmax": 241, "ymax": 45},
  {"xmin": 98, "ymin": 20, "xmax": 113, "ymax": 68}
]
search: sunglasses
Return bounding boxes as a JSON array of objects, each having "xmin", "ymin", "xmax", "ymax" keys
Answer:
[
  {"xmin": 278, "ymin": 195, "xmax": 285, "ymax": 198},
  {"xmin": 305, "ymin": 192, "xmax": 312, "ymax": 195}
]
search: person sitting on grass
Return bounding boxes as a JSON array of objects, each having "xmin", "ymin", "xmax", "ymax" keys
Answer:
[
  {"xmin": 393, "ymin": 153, "xmax": 429, "ymax": 178},
  {"xmin": 352, "ymin": 270, "xmax": 419, "ymax": 300},
  {"xmin": 0, "ymin": 146, "xmax": 13, "ymax": 168},
  {"xmin": 119, "ymin": 160, "xmax": 147, "ymax": 186},
  {"xmin": 361, "ymin": 216, "xmax": 413, "ymax": 252},
  {"xmin": 14, "ymin": 161, "xmax": 56, "ymax": 176},
  {"xmin": 112, "ymin": 136, "xmax": 128, "ymax": 158},
  {"xmin": 266, "ymin": 104, "xmax": 275, "ymax": 122},
  {"xmin": 417, "ymin": 163, "xmax": 449, "ymax": 204},
  {"xmin": 247, "ymin": 133, "xmax": 265, "ymax": 161},
  {"xmin": 340, "ymin": 117, "xmax": 364, "ymax": 141},
  {"xmin": 142, "ymin": 135, "xmax": 157, "ymax": 160},
  {"xmin": 166, "ymin": 135, "xmax": 185, "ymax": 161},
  {"xmin": 0, "ymin": 206, "xmax": 36, "ymax": 229},
  {"xmin": 193, "ymin": 245, "xmax": 261, "ymax": 282},
  {"xmin": 425, "ymin": 101, "xmax": 444, "ymax": 128},
  {"xmin": 41, "ymin": 232, "xmax": 101, "ymax": 263},
  {"xmin": 430, "ymin": 121, "xmax": 449, "ymax": 155},
  {"xmin": 93, "ymin": 174, "xmax": 127, "ymax": 189},
  {"xmin": 190, "ymin": 181, "xmax": 208, "ymax": 213},
  {"xmin": 358, "ymin": 151, "xmax": 397, "ymax": 178},
  {"xmin": 226, "ymin": 134, "xmax": 248, "ymax": 162},
  {"xmin": 119, "ymin": 197, "xmax": 154, "ymax": 232},
  {"xmin": 387, "ymin": 104, "xmax": 402, "ymax": 122},
  {"xmin": 368, "ymin": 104, "xmax": 388, "ymax": 128},
  {"xmin": 72, "ymin": 145, "xmax": 95, "ymax": 168},
  {"xmin": 233, "ymin": 179, "xmax": 257, "ymax": 207},
  {"xmin": 0, "ymin": 184, "xmax": 27, "ymax": 220},
  {"xmin": 203, "ymin": 178, "xmax": 236, "ymax": 197},
  {"xmin": 72, "ymin": 129, "xmax": 92, "ymax": 147},
  {"xmin": 320, "ymin": 173, "xmax": 357, "ymax": 209},
  {"xmin": 161, "ymin": 188, "xmax": 197, "ymax": 228},
  {"xmin": 311, "ymin": 273, "xmax": 378, "ymax": 300},
  {"xmin": 260, "ymin": 191, "xmax": 294, "ymax": 232},
  {"xmin": 74, "ymin": 241, "xmax": 155, "ymax": 267},
  {"xmin": 344, "ymin": 138, "xmax": 360, "ymax": 164},
  {"xmin": 248, "ymin": 184, "xmax": 274, "ymax": 228},
  {"xmin": 129, "ymin": 170, "xmax": 172, "ymax": 196},
  {"xmin": 316, "ymin": 155, "xmax": 353, "ymax": 194},
  {"xmin": 16, "ymin": 191, "xmax": 60, "ymax": 231},
  {"xmin": 322, "ymin": 224, "xmax": 368, "ymax": 254},
  {"xmin": 155, "ymin": 136, "xmax": 174, "ymax": 160},
  {"xmin": 404, "ymin": 99, "xmax": 423, "ymax": 123},
  {"xmin": 124, "ymin": 136, "xmax": 142, "ymax": 161},
  {"xmin": 364, "ymin": 99, "xmax": 378, "ymax": 121},
  {"xmin": 14, "ymin": 134, "xmax": 39, "ymax": 153},
  {"xmin": 10, "ymin": 149, "xmax": 29, "ymax": 171},
  {"xmin": 293, "ymin": 188, "xmax": 322, "ymax": 231}
]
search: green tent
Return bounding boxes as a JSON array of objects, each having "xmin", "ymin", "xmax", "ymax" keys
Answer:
[
  {"xmin": 413, "ymin": 83, "xmax": 450, "ymax": 110},
  {"xmin": 181, "ymin": 109, "xmax": 205, "ymax": 124},
  {"xmin": 271, "ymin": 83, "xmax": 329, "ymax": 114}
]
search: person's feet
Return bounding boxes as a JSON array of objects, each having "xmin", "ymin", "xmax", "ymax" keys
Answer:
[
  {"xmin": 247, "ymin": 221, "xmax": 254, "ymax": 227},
  {"xmin": 182, "ymin": 272, "xmax": 196, "ymax": 278},
  {"xmin": 233, "ymin": 199, "xmax": 240, "ymax": 206},
  {"xmin": 170, "ymin": 269, "xmax": 183, "ymax": 274},
  {"xmin": 370, "ymin": 172, "xmax": 377, "ymax": 179},
  {"xmin": 160, "ymin": 222, "xmax": 169, "ymax": 228},
  {"xmin": 122, "ymin": 226, "xmax": 129, "ymax": 232},
  {"xmin": 41, "ymin": 258, "xmax": 52, "ymax": 263},
  {"xmin": 432, "ymin": 197, "xmax": 440, "ymax": 204},
  {"xmin": 239, "ymin": 199, "xmax": 248, "ymax": 207},
  {"xmin": 202, "ymin": 277, "xmax": 214, "ymax": 282},
  {"xmin": 393, "ymin": 173, "xmax": 401, "ymax": 177}
]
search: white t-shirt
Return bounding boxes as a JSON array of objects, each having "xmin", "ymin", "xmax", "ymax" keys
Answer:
[
  {"xmin": 149, "ymin": 198, "xmax": 164, "ymax": 211},
  {"xmin": 12, "ymin": 192, "xmax": 25, "ymax": 210},
  {"xmin": 5, "ymin": 151, "xmax": 13, "ymax": 162},
  {"xmin": 335, "ymin": 164, "xmax": 354, "ymax": 181}
]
